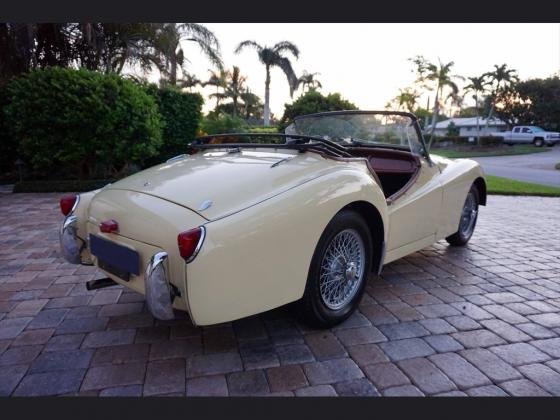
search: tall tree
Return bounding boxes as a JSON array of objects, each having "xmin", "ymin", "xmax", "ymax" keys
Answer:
[
  {"xmin": 240, "ymin": 88, "xmax": 263, "ymax": 120},
  {"xmin": 385, "ymin": 87, "xmax": 420, "ymax": 113},
  {"xmin": 483, "ymin": 64, "xmax": 519, "ymax": 130},
  {"xmin": 464, "ymin": 75, "xmax": 490, "ymax": 143},
  {"xmin": 297, "ymin": 71, "xmax": 321, "ymax": 93},
  {"xmin": 493, "ymin": 76, "xmax": 560, "ymax": 131},
  {"xmin": 151, "ymin": 23, "xmax": 222, "ymax": 86},
  {"xmin": 235, "ymin": 40, "xmax": 299, "ymax": 126},
  {"xmin": 178, "ymin": 72, "xmax": 203, "ymax": 92},
  {"xmin": 204, "ymin": 69, "xmax": 227, "ymax": 109},
  {"xmin": 409, "ymin": 55, "xmax": 463, "ymax": 148},
  {"xmin": 222, "ymin": 66, "xmax": 247, "ymax": 117}
]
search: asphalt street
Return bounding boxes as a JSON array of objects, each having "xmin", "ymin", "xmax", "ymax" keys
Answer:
[{"xmin": 471, "ymin": 146, "xmax": 560, "ymax": 187}]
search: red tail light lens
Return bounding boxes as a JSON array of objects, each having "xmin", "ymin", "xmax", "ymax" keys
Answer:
[
  {"xmin": 60, "ymin": 195, "xmax": 78, "ymax": 216},
  {"xmin": 100, "ymin": 220, "xmax": 119, "ymax": 234},
  {"xmin": 177, "ymin": 227, "xmax": 205, "ymax": 262}
]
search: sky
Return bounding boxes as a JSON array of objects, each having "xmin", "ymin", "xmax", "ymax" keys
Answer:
[{"xmin": 162, "ymin": 23, "xmax": 560, "ymax": 117}]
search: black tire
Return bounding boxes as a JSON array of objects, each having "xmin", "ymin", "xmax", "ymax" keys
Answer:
[
  {"xmin": 297, "ymin": 210, "xmax": 373, "ymax": 328},
  {"xmin": 534, "ymin": 138, "xmax": 545, "ymax": 147},
  {"xmin": 446, "ymin": 185, "xmax": 480, "ymax": 247}
]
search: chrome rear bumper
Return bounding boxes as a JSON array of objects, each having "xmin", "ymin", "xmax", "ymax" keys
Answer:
[
  {"xmin": 60, "ymin": 214, "xmax": 176, "ymax": 321},
  {"xmin": 144, "ymin": 252, "xmax": 175, "ymax": 320},
  {"xmin": 59, "ymin": 215, "xmax": 85, "ymax": 264}
]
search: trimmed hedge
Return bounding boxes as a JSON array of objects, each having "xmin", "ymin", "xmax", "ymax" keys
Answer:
[
  {"xmin": 0, "ymin": 86, "xmax": 19, "ymax": 177},
  {"xmin": 142, "ymin": 84, "xmax": 203, "ymax": 163},
  {"xmin": 3, "ymin": 67, "xmax": 163, "ymax": 180},
  {"xmin": 200, "ymin": 112, "xmax": 249, "ymax": 135},
  {"xmin": 13, "ymin": 179, "xmax": 114, "ymax": 193},
  {"xmin": 432, "ymin": 136, "xmax": 503, "ymax": 148}
]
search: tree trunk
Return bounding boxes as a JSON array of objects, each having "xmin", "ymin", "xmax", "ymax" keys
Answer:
[
  {"xmin": 170, "ymin": 54, "xmax": 177, "ymax": 85},
  {"xmin": 475, "ymin": 92, "xmax": 480, "ymax": 145},
  {"xmin": 484, "ymin": 82, "xmax": 499, "ymax": 134},
  {"xmin": 263, "ymin": 65, "xmax": 271, "ymax": 126},
  {"xmin": 232, "ymin": 95, "xmax": 237, "ymax": 117},
  {"xmin": 428, "ymin": 87, "xmax": 440, "ymax": 149},
  {"xmin": 215, "ymin": 87, "xmax": 219, "ymax": 109}
]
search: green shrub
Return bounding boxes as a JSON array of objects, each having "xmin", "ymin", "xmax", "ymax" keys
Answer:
[
  {"xmin": 446, "ymin": 121, "xmax": 460, "ymax": 136},
  {"xmin": 278, "ymin": 90, "xmax": 358, "ymax": 131},
  {"xmin": 4, "ymin": 67, "xmax": 163, "ymax": 179},
  {"xmin": 248, "ymin": 126, "xmax": 278, "ymax": 134},
  {"xmin": 478, "ymin": 136, "xmax": 504, "ymax": 147},
  {"xmin": 432, "ymin": 136, "xmax": 471, "ymax": 147},
  {"xmin": 142, "ymin": 84, "xmax": 203, "ymax": 162},
  {"xmin": 200, "ymin": 112, "xmax": 248, "ymax": 135},
  {"xmin": 432, "ymin": 135, "xmax": 504, "ymax": 148},
  {"xmin": 0, "ymin": 86, "xmax": 18, "ymax": 177}
]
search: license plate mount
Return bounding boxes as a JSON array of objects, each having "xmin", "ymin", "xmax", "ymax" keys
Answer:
[{"xmin": 89, "ymin": 234, "xmax": 140, "ymax": 280}]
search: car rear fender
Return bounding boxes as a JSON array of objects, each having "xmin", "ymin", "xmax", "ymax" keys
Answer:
[{"xmin": 186, "ymin": 167, "xmax": 388, "ymax": 326}]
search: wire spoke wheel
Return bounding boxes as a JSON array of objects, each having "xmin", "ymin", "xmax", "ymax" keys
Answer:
[
  {"xmin": 319, "ymin": 228, "xmax": 365, "ymax": 310},
  {"xmin": 459, "ymin": 191, "xmax": 478, "ymax": 237}
]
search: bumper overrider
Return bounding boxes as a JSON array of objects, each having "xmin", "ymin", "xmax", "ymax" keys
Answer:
[{"xmin": 59, "ymin": 195, "xmax": 178, "ymax": 321}]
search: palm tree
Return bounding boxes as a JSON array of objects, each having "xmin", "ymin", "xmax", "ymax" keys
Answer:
[
  {"xmin": 297, "ymin": 71, "xmax": 322, "ymax": 93},
  {"xmin": 240, "ymin": 88, "xmax": 263, "ymax": 120},
  {"xmin": 223, "ymin": 66, "xmax": 247, "ymax": 117},
  {"xmin": 409, "ymin": 55, "xmax": 463, "ymax": 148},
  {"xmin": 464, "ymin": 75, "xmax": 490, "ymax": 143},
  {"xmin": 234, "ymin": 40, "xmax": 299, "ymax": 126},
  {"xmin": 483, "ymin": 64, "xmax": 519, "ymax": 131},
  {"xmin": 178, "ymin": 73, "xmax": 203, "ymax": 92},
  {"xmin": 151, "ymin": 23, "xmax": 222, "ymax": 86},
  {"xmin": 386, "ymin": 87, "xmax": 420, "ymax": 113},
  {"xmin": 204, "ymin": 69, "xmax": 227, "ymax": 109}
]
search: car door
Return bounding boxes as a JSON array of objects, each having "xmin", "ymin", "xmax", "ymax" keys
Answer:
[
  {"xmin": 520, "ymin": 127, "xmax": 533, "ymax": 143},
  {"xmin": 386, "ymin": 135, "xmax": 443, "ymax": 255},
  {"xmin": 511, "ymin": 127, "xmax": 521, "ymax": 142}
]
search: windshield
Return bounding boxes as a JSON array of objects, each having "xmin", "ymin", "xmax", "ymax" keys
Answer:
[
  {"xmin": 285, "ymin": 112, "xmax": 425, "ymax": 155},
  {"xmin": 529, "ymin": 126, "xmax": 544, "ymax": 132}
]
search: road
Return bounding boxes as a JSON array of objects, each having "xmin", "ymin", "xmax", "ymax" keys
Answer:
[{"xmin": 471, "ymin": 146, "xmax": 560, "ymax": 187}]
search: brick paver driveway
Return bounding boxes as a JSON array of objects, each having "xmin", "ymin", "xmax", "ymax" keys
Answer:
[{"xmin": 1, "ymin": 193, "xmax": 559, "ymax": 397}]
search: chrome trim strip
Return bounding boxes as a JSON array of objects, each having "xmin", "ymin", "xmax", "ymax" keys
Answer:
[
  {"xmin": 70, "ymin": 194, "xmax": 80, "ymax": 215},
  {"xmin": 166, "ymin": 154, "xmax": 187, "ymax": 163},
  {"xmin": 186, "ymin": 226, "xmax": 206, "ymax": 263}
]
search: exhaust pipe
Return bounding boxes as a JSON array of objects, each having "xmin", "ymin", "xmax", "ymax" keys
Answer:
[{"xmin": 86, "ymin": 277, "xmax": 118, "ymax": 291}]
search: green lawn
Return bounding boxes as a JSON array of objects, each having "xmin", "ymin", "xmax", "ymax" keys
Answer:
[
  {"xmin": 432, "ymin": 144, "xmax": 549, "ymax": 159},
  {"xmin": 486, "ymin": 175, "xmax": 560, "ymax": 197}
]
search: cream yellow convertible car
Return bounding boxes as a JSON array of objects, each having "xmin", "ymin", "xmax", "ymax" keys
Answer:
[{"xmin": 59, "ymin": 111, "xmax": 486, "ymax": 327}]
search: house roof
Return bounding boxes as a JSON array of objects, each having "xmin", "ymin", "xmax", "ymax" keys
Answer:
[{"xmin": 427, "ymin": 117, "xmax": 507, "ymax": 130}]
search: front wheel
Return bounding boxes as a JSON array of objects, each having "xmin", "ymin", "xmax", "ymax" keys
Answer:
[
  {"xmin": 297, "ymin": 210, "xmax": 372, "ymax": 328},
  {"xmin": 446, "ymin": 185, "xmax": 479, "ymax": 246}
]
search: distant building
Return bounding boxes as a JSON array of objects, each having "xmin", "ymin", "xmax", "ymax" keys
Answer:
[{"xmin": 425, "ymin": 117, "xmax": 507, "ymax": 137}]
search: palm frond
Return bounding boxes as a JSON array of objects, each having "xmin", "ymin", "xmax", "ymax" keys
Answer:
[
  {"xmin": 272, "ymin": 41, "xmax": 299, "ymax": 58},
  {"xmin": 234, "ymin": 40, "xmax": 262, "ymax": 55},
  {"xmin": 274, "ymin": 56, "xmax": 298, "ymax": 97}
]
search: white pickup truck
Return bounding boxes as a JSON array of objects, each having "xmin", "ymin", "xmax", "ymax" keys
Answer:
[{"xmin": 492, "ymin": 126, "xmax": 560, "ymax": 147}]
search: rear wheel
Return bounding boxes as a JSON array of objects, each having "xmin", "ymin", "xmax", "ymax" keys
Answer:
[
  {"xmin": 298, "ymin": 210, "xmax": 372, "ymax": 328},
  {"xmin": 446, "ymin": 185, "xmax": 479, "ymax": 246},
  {"xmin": 534, "ymin": 138, "xmax": 545, "ymax": 147}
]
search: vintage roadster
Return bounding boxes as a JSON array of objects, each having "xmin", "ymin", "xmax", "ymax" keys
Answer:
[{"xmin": 59, "ymin": 111, "xmax": 486, "ymax": 327}]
